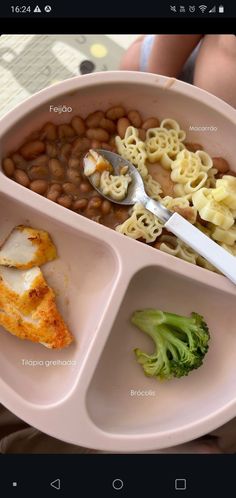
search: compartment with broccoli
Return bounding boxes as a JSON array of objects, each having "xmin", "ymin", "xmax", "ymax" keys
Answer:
[{"xmin": 131, "ymin": 309, "xmax": 210, "ymax": 380}]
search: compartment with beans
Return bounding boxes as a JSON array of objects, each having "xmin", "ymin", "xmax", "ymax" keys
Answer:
[
  {"xmin": 2, "ymin": 106, "xmax": 159, "ymax": 230},
  {"xmin": 2, "ymin": 105, "xmax": 232, "ymax": 267}
]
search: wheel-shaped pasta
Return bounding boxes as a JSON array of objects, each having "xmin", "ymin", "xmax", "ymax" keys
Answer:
[
  {"xmin": 171, "ymin": 149, "xmax": 214, "ymax": 197},
  {"xmin": 161, "ymin": 195, "xmax": 197, "ymax": 224},
  {"xmin": 115, "ymin": 126, "xmax": 148, "ymax": 178},
  {"xmin": 145, "ymin": 119, "xmax": 186, "ymax": 168},
  {"xmin": 212, "ymin": 175, "xmax": 236, "ymax": 210},
  {"xmin": 192, "ymin": 188, "xmax": 234, "ymax": 230},
  {"xmin": 219, "ymin": 242, "xmax": 236, "ymax": 256},
  {"xmin": 211, "ymin": 225, "xmax": 236, "ymax": 246},
  {"xmin": 143, "ymin": 174, "xmax": 162, "ymax": 200},
  {"xmin": 115, "ymin": 203, "xmax": 163, "ymax": 243},
  {"xmin": 158, "ymin": 235, "xmax": 197, "ymax": 265},
  {"xmin": 205, "ymin": 167, "xmax": 218, "ymax": 188},
  {"xmin": 100, "ymin": 170, "xmax": 132, "ymax": 201}
]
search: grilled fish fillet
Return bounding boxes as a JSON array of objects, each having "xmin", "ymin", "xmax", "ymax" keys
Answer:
[
  {"xmin": 0, "ymin": 266, "xmax": 73, "ymax": 349},
  {"xmin": 0, "ymin": 225, "xmax": 57, "ymax": 270}
]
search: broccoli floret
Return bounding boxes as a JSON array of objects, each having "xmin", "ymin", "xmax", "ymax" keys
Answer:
[{"xmin": 131, "ymin": 309, "xmax": 210, "ymax": 380}]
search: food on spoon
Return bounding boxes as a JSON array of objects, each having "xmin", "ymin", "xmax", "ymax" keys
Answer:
[
  {"xmin": 131, "ymin": 309, "xmax": 209, "ymax": 380},
  {"xmin": 0, "ymin": 266, "xmax": 73, "ymax": 349},
  {"xmin": 0, "ymin": 225, "xmax": 57, "ymax": 270},
  {"xmin": 84, "ymin": 149, "xmax": 132, "ymax": 201},
  {"xmin": 84, "ymin": 149, "xmax": 113, "ymax": 176}
]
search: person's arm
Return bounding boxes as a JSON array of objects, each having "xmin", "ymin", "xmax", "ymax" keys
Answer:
[{"xmin": 148, "ymin": 35, "xmax": 203, "ymax": 76}]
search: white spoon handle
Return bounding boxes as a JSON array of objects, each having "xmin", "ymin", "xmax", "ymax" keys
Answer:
[{"xmin": 165, "ymin": 212, "xmax": 236, "ymax": 285}]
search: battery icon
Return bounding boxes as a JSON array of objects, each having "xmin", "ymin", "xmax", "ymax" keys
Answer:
[{"xmin": 219, "ymin": 5, "xmax": 224, "ymax": 12}]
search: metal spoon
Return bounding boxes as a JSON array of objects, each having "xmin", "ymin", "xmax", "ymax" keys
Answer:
[{"xmin": 84, "ymin": 149, "xmax": 236, "ymax": 285}]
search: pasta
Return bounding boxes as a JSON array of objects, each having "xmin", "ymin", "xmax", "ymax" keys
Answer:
[
  {"xmin": 212, "ymin": 175, "xmax": 236, "ymax": 210},
  {"xmin": 219, "ymin": 243, "xmax": 236, "ymax": 256},
  {"xmin": 158, "ymin": 235, "xmax": 197, "ymax": 265},
  {"xmin": 145, "ymin": 118, "xmax": 186, "ymax": 169},
  {"xmin": 113, "ymin": 115, "xmax": 236, "ymax": 273},
  {"xmin": 100, "ymin": 170, "xmax": 132, "ymax": 201},
  {"xmin": 115, "ymin": 203, "xmax": 163, "ymax": 243},
  {"xmin": 196, "ymin": 255, "xmax": 219, "ymax": 273},
  {"xmin": 143, "ymin": 174, "xmax": 162, "ymax": 200},
  {"xmin": 192, "ymin": 188, "xmax": 234, "ymax": 230},
  {"xmin": 211, "ymin": 225, "xmax": 236, "ymax": 246},
  {"xmin": 115, "ymin": 126, "xmax": 148, "ymax": 178},
  {"xmin": 171, "ymin": 149, "xmax": 213, "ymax": 196},
  {"xmin": 160, "ymin": 195, "xmax": 197, "ymax": 223},
  {"xmin": 205, "ymin": 167, "xmax": 218, "ymax": 188}
]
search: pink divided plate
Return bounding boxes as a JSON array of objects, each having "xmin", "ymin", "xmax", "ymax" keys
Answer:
[{"xmin": 0, "ymin": 72, "xmax": 236, "ymax": 452}]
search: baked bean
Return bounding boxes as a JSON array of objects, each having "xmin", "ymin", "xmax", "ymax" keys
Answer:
[
  {"xmin": 47, "ymin": 184, "xmax": 62, "ymax": 201},
  {"xmin": 47, "ymin": 190, "xmax": 60, "ymax": 202},
  {"xmin": 67, "ymin": 168, "xmax": 81, "ymax": 185},
  {"xmin": 14, "ymin": 169, "xmax": 30, "ymax": 187},
  {"xmin": 117, "ymin": 118, "xmax": 130, "ymax": 139},
  {"xmin": 72, "ymin": 137, "xmax": 90, "ymax": 155},
  {"xmin": 71, "ymin": 116, "xmax": 86, "ymax": 137},
  {"xmin": 50, "ymin": 183, "xmax": 62, "ymax": 193},
  {"xmin": 138, "ymin": 128, "xmax": 146, "ymax": 141},
  {"xmin": 40, "ymin": 122, "xmax": 57, "ymax": 141},
  {"xmin": 212, "ymin": 157, "xmax": 230, "ymax": 174},
  {"xmin": 106, "ymin": 106, "xmax": 126, "ymax": 121},
  {"xmin": 73, "ymin": 198, "xmax": 88, "ymax": 211},
  {"xmin": 2, "ymin": 158, "xmax": 15, "ymax": 176},
  {"xmin": 60, "ymin": 143, "xmax": 72, "ymax": 161},
  {"xmin": 142, "ymin": 117, "xmax": 160, "ymax": 130},
  {"xmin": 30, "ymin": 180, "xmax": 48, "ymax": 195},
  {"xmin": 62, "ymin": 182, "xmax": 79, "ymax": 196},
  {"xmin": 68, "ymin": 157, "xmax": 80, "ymax": 169},
  {"xmin": 99, "ymin": 118, "xmax": 116, "ymax": 133},
  {"xmin": 79, "ymin": 181, "xmax": 93, "ymax": 193},
  {"xmin": 91, "ymin": 139, "xmax": 101, "ymax": 149},
  {"xmin": 114, "ymin": 206, "xmax": 130, "ymax": 223},
  {"xmin": 20, "ymin": 140, "xmax": 45, "ymax": 160},
  {"xmin": 46, "ymin": 142, "xmax": 58, "ymax": 158},
  {"xmin": 101, "ymin": 199, "xmax": 112, "ymax": 215},
  {"xmin": 29, "ymin": 165, "xmax": 49, "ymax": 179},
  {"xmin": 31, "ymin": 154, "xmax": 49, "ymax": 167},
  {"xmin": 12, "ymin": 153, "xmax": 26, "ymax": 168},
  {"xmin": 57, "ymin": 194, "xmax": 72, "ymax": 208},
  {"xmin": 184, "ymin": 142, "xmax": 203, "ymax": 153},
  {"xmin": 85, "ymin": 111, "xmax": 104, "ymax": 128},
  {"xmin": 58, "ymin": 124, "xmax": 75, "ymax": 140},
  {"xmin": 88, "ymin": 196, "xmax": 102, "ymax": 209},
  {"xmin": 127, "ymin": 110, "xmax": 142, "ymax": 128},
  {"xmin": 86, "ymin": 128, "xmax": 110, "ymax": 142},
  {"xmin": 48, "ymin": 158, "xmax": 65, "ymax": 179},
  {"xmin": 101, "ymin": 142, "xmax": 113, "ymax": 151}
]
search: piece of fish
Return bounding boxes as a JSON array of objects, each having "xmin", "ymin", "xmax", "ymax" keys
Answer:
[
  {"xmin": 0, "ymin": 266, "xmax": 73, "ymax": 349},
  {"xmin": 0, "ymin": 225, "xmax": 57, "ymax": 270}
]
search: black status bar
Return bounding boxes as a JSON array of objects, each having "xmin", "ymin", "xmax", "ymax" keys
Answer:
[{"xmin": 1, "ymin": 1, "xmax": 236, "ymax": 18}]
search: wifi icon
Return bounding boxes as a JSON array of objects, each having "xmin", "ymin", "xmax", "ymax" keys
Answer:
[{"xmin": 199, "ymin": 5, "xmax": 208, "ymax": 12}]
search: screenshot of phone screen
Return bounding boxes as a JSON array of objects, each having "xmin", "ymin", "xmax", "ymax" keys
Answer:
[{"xmin": 0, "ymin": 1, "xmax": 235, "ymax": 496}]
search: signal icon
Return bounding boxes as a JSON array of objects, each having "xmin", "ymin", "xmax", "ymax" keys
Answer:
[
  {"xmin": 209, "ymin": 5, "xmax": 216, "ymax": 12},
  {"xmin": 199, "ymin": 5, "xmax": 208, "ymax": 12}
]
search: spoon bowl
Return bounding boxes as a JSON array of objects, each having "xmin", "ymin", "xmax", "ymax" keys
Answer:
[{"xmin": 84, "ymin": 149, "xmax": 149, "ymax": 206}]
